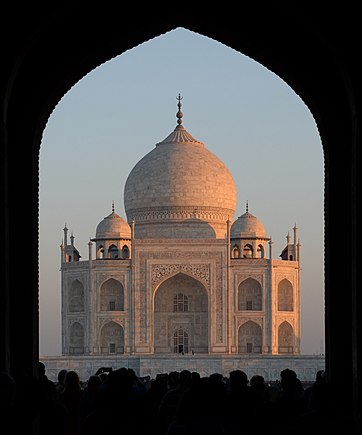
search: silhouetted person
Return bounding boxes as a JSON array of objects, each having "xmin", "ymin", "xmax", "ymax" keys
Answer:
[
  {"xmin": 249, "ymin": 374, "xmax": 277, "ymax": 435},
  {"xmin": 303, "ymin": 369, "xmax": 326, "ymax": 412},
  {"xmin": 85, "ymin": 367, "xmax": 148, "ymax": 434},
  {"xmin": 59, "ymin": 370, "xmax": 83, "ymax": 435},
  {"xmin": 222, "ymin": 369, "xmax": 259, "ymax": 434},
  {"xmin": 190, "ymin": 371, "xmax": 201, "ymax": 386},
  {"xmin": 158, "ymin": 369, "xmax": 192, "ymax": 434},
  {"xmin": 55, "ymin": 369, "xmax": 68, "ymax": 397},
  {"xmin": 38, "ymin": 373, "xmax": 68, "ymax": 435},
  {"xmin": 147, "ymin": 373, "xmax": 170, "ymax": 420},
  {"xmin": 38, "ymin": 361, "xmax": 58, "ymax": 399},
  {"xmin": 250, "ymin": 374, "xmax": 271, "ymax": 403},
  {"xmin": 272, "ymin": 368, "xmax": 306, "ymax": 432},
  {"xmin": 78, "ymin": 374, "xmax": 103, "ymax": 429},
  {"xmin": 167, "ymin": 375, "xmax": 227, "ymax": 434},
  {"xmin": 128, "ymin": 367, "xmax": 148, "ymax": 397}
]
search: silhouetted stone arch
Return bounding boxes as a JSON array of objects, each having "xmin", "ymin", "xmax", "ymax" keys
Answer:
[
  {"xmin": 238, "ymin": 277, "xmax": 262, "ymax": 310},
  {"xmin": 69, "ymin": 279, "xmax": 84, "ymax": 312},
  {"xmin": 154, "ymin": 272, "xmax": 208, "ymax": 353},
  {"xmin": 238, "ymin": 320, "xmax": 262, "ymax": 353},
  {"xmin": 278, "ymin": 320, "xmax": 294, "ymax": 353},
  {"xmin": 278, "ymin": 278, "xmax": 293, "ymax": 311},
  {"xmin": 1, "ymin": 6, "xmax": 359, "ymax": 427},
  {"xmin": 69, "ymin": 322, "xmax": 84, "ymax": 354},
  {"xmin": 100, "ymin": 321, "xmax": 124, "ymax": 354},
  {"xmin": 100, "ymin": 278, "xmax": 124, "ymax": 311}
]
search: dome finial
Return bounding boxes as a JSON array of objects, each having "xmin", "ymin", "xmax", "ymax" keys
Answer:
[
  {"xmin": 246, "ymin": 200, "xmax": 249, "ymax": 213},
  {"xmin": 112, "ymin": 200, "xmax": 115, "ymax": 213},
  {"xmin": 176, "ymin": 93, "xmax": 183, "ymax": 126}
]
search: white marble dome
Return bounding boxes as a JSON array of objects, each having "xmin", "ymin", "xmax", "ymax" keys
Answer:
[
  {"xmin": 95, "ymin": 210, "xmax": 131, "ymax": 239},
  {"xmin": 231, "ymin": 211, "xmax": 267, "ymax": 238},
  {"xmin": 124, "ymin": 100, "xmax": 236, "ymax": 239}
]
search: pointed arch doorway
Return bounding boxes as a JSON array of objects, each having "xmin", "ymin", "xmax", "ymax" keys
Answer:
[{"xmin": 154, "ymin": 272, "xmax": 209, "ymax": 354}]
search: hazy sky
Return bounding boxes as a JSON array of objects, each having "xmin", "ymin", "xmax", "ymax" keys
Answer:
[{"xmin": 39, "ymin": 27, "xmax": 325, "ymax": 356}]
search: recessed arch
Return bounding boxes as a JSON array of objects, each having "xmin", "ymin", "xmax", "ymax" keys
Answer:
[
  {"xmin": 99, "ymin": 321, "xmax": 125, "ymax": 354},
  {"xmin": 68, "ymin": 279, "xmax": 84, "ymax": 312},
  {"xmin": 238, "ymin": 277, "xmax": 262, "ymax": 311},
  {"xmin": 100, "ymin": 278, "xmax": 124, "ymax": 311},
  {"xmin": 278, "ymin": 320, "xmax": 295, "ymax": 354},
  {"xmin": 69, "ymin": 322, "xmax": 84, "ymax": 355},
  {"xmin": 278, "ymin": 278, "xmax": 294, "ymax": 312},
  {"xmin": 238, "ymin": 320, "xmax": 262, "ymax": 354},
  {"xmin": 154, "ymin": 272, "xmax": 208, "ymax": 353}
]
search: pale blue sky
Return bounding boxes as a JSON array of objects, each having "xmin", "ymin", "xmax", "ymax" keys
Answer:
[{"xmin": 39, "ymin": 27, "xmax": 324, "ymax": 356}]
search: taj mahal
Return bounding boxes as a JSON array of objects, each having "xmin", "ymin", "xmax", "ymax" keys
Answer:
[{"xmin": 60, "ymin": 95, "xmax": 302, "ymax": 363}]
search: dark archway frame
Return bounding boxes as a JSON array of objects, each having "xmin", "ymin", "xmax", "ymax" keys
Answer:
[{"xmin": 1, "ymin": 4, "xmax": 360, "ymax": 426}]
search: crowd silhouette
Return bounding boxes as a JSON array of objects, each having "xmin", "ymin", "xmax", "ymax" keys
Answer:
[{"xmin": 0, "ymin": 362, "xmax": 357, "ymax": 434}]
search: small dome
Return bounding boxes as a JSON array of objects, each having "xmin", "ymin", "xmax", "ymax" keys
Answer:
[
  {"xmin": 231, "ymin": 211, "xmax": 266, "ymax": 238},
  {"xmin": 95, "ymin": 211, "xmax": 131, "ymax": 239}
]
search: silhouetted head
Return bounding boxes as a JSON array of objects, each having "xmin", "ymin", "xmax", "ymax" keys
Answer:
[
  {"xmin": 229, "ymin": 369, "xmax": 248, "ymax": 390},
  {"xmin": 250, "ymin": 374, "xmax": 265, "ymax": 387},
  {"xmin": 38, "ymin": 361, "xmax": 46, "ymax": 378},
  {"xmin": 87, "ymin": 375, "xmax": 102, "ymax": 393},
  {"xmin": 315, "ymin": 369, "xmax": 326, "ymax": 383},
  {"xmin": 280, "ymin": 368, "xmax": 299, "ymax": 390},
  {"xmin": 57, "ymin": 369, "xmax": 67, "ymax": 385},
  {"xmin": 179, "ymin": 369, "xmax": 192, "ymax": 387},
  {"xmin": 191, "ymin": 371, "xmax": 201, "ymax": 384},
  {"xmin": 64, "ymin": 370, "xmax": 81, "ymax": 392}
]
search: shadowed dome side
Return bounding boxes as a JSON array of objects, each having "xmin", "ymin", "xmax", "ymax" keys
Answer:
[
  {"xmin": 231, "ymin": 211, "xmax": 267, "ymax": 238},
  {"xmin": 95, "ymin": 210, "xmax": 131, "ymax": 239}
]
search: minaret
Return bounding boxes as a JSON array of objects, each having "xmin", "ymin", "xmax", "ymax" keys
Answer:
[
  {"xmin": 60, "ymin": 240, "xmax": 65, "ymax": 264},
  {"xmin": 297, "ymin": 238, "xmax": 301, "ymax": 263},
  {"xmin": 88, "ymin": 239, "xmax": 93, "ymax": 261},
  {"xmin": 62, "ymin": 225, "xmax": 81, "ymax": 262},
  {"xmin": 293, "ymin": 223, "xmax": 298, "ymax": 261},
  {"xmin": 63, "ymin": 223, "xmax": 68, "ymax": 246}
]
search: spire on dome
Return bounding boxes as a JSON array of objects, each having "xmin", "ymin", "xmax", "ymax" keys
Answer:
[
  {"xmin": 156, "ymin": 95, "xmax": 204, "ymax": 147},
  {"xmin": 246, "ymin": 200, "xmax": 249, "ymax": 213},
  {"xmin": 112, "ymin": 200, "xmax": 115, "ymax": 213},
  {"xmin": 176, "ymin": 93, "xmax": 183, "ymax": 126}
]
